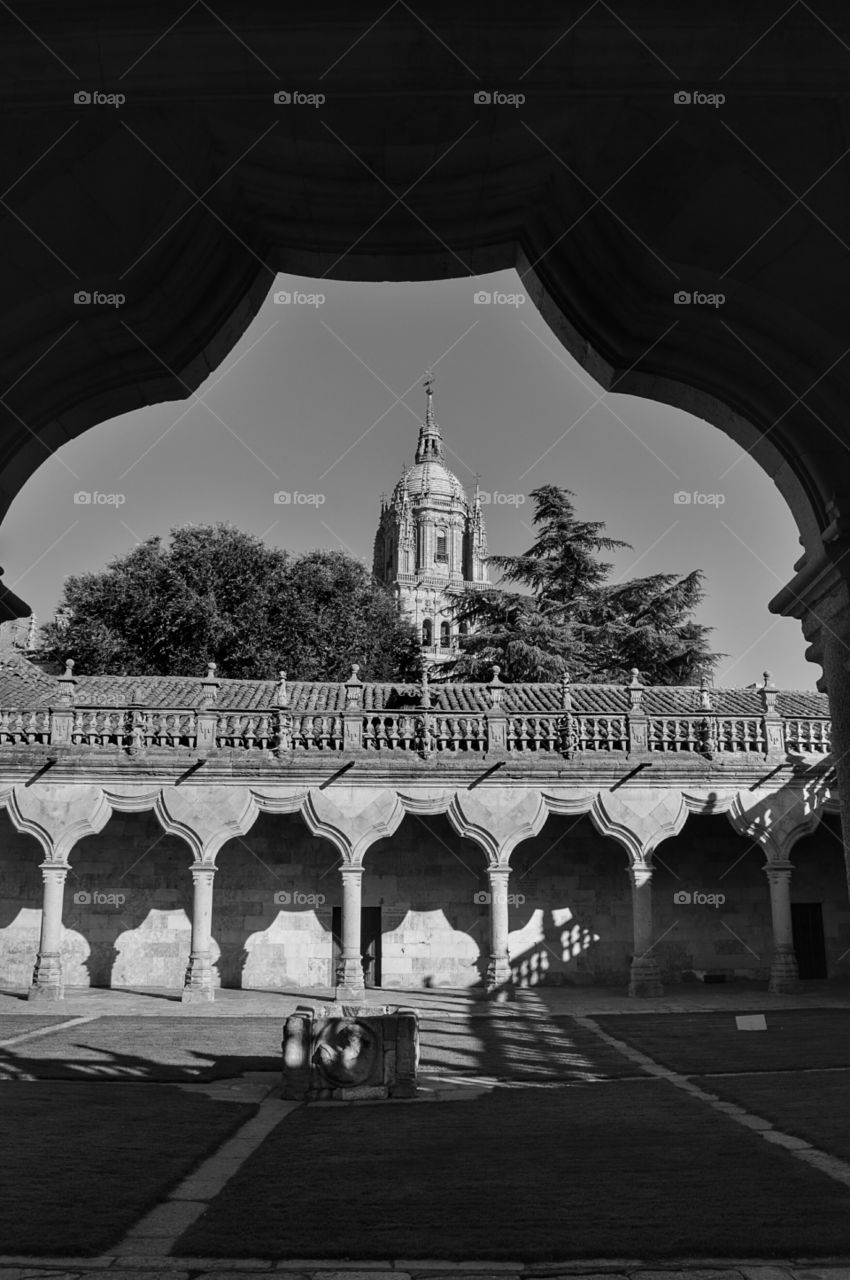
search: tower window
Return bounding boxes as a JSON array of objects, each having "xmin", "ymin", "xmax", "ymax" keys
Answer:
[
  {"xmin": 440, "ymin": 620, "xmax": 451, "ymax": 648},
  {"xmin": 422, "ymin": 619, "xmax": 432, "ymax": 646},
  {"xmin": 435, "ymin": 530, "xmax": 448, "ymax": 563}
]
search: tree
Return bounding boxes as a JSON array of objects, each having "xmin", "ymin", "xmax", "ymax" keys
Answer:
[
  {"xmin": 39, "ymin": 524, "xmax": 422, "ymax": 681},
  {"xmin": 449, "ymin": 486, "xmax": 720, "ymax": 684}
]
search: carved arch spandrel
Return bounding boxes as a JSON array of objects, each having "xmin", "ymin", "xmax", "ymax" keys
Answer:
[
  {"xmin": 447, "ymin": 788, "xmax": 548, "ymax": 868},
  {"xmin": 727, "ymin": 785, "xmax": 829, "ymax": 862},
  {"xmin": 589, "ymin": 788, "xmax": 688, "ymax": 866},
  {"xmin": 155, "ymin": 785, "xmax": 259, "ymax": 864},
  {"xmin": 301, "ymin": 787, "xmax": 405, "ymax": 865},
  {"xmin": 7, "ymin": 783, "xmax": 112, "ymax": 863}
]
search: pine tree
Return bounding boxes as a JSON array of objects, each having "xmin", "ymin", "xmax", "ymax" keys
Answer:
[{"xmin": 449, "ymin": 486, "xmax": 720, "ymax": 684}]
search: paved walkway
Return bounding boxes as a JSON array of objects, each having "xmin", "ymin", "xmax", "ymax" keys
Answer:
[
  {"xmin": 1, "ymin": 1259, "xmax": 850, "ymax": 1278},
  {"xmin": 3, "ymin": 980, "xmax": 850, "ymax": 1018}
]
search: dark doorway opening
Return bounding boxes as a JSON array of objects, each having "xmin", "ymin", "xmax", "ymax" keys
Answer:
[
  {"xmin": 791, "ymin": 902, "xmax": 827, "ymax": 979},
  {"xmin": 331, "ymin": 906, "xmax": 383, "ymax": 987}
]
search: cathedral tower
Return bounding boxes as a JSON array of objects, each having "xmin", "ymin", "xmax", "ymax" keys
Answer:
[{"xmin": 373, "ymin": 373, "xmax": 490, "ymax": 663}]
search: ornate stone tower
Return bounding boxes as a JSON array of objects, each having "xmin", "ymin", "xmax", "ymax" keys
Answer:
[{"xmin": 373, "ymin": 373, "xmax": 490, "ymax": 664}]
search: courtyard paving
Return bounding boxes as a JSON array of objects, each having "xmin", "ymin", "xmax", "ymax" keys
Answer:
[{"xmin": 1, "ymin": 982, "xmax": 849, "ymax": 1270}]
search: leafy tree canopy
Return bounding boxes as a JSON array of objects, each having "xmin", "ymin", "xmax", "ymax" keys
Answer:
[
  {"xmin": 39, "ymin": 523, "xmax": 422, "ymax": 681},
  {"xmin": 449, "ymin": 485, "xmax": 721, "ymax": 685}
]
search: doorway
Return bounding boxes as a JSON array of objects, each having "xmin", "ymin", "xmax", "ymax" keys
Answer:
[
  {"xmin": 791, "ymin": 902, "xmax": 827, "ymax": 979},
  {"xmin": 331, "ymin": 906, "xmax": 383, "ymax": 987}
]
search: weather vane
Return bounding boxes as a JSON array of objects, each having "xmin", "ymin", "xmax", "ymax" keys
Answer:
[{"xmin": 423, "ymin": 366, "xmax": 435, "ymax": 396}]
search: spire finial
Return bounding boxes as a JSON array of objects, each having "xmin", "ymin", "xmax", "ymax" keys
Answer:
[{"xmin": 416, "ymin": 368, "xmax": 444, "ymax": 463}]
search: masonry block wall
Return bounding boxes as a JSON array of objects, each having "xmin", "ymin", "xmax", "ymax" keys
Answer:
[{"xmin": 0, "ymin": 806, "xmax": 847, "ymax": 990}]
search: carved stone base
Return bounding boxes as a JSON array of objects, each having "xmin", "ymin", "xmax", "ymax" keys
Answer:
[
  {"xmin": 335, "ymin": 953, "xmax": 365, "ymax": 995},
  {"xmin": 182, "ymin": 952, "xmax": 215, "ymax": 1002},
  {"xmin": 485, "ymin": 954, "xmax": 512, "ymax": 993},
  {"xmin": 29, "ymin": 952, "xmax": 63, "ymax": 1001},
  {"xmin": 768, "ymin": 947, "xmax": 800, "ymax": 994},
  {"xmin": 628, "ymin": 956, "xmax": 664, "ymax": 998},
  {"xmin": 335, "ymin": 985, "xmax": 366, "ymax": 1001},
  {"xmin": 182, "ymin": 985, "xmax": 216, "ymax": 1003}
]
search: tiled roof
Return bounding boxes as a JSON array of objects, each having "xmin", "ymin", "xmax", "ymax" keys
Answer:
[
  {"xmin": 0, "ymin": 654, "xmax": 62, "ymax": 707},
  {"xmin": 0, "ymin": 658, "xmax": 830, "ymax": 718}
]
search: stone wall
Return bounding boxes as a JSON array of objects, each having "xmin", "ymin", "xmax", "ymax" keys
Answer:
[{"xmin": 0, "ymin": 807, "xmax": 847, "ymax": 991}]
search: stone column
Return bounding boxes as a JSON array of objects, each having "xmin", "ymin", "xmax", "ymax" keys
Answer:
[
  {"xmin": 628, "ymin": 859, "xmax": 663, "ymax": 998},
  {"xmin": 764, "ymin": 860, "xmax": 799, "ymax": 993},
  {"xmin": 336, "ymin": 864, "xmax": 365, "ymax": 996},
  {"xmin": 29, "ymin": 862, "xmax": 69, "ymax": 1001},
  {"xmin": 589, "ymin": 789, "xmax": 689, "ymax": 997},
  {"xmin": 485, "ymin": 866, "xmax": 512, "ymax": 991},
  {"xmin": 183, "ymin": 863, "xmax": 217, "ymax": 1002}
]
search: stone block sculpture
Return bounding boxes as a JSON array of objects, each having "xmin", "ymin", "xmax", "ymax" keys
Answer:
[{"xmin": 282, "ymin": 1004, "xmax": 419, "ymax": 1101}]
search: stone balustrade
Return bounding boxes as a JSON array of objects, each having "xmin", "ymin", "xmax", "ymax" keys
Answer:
[{"xmin": 0, "ymin": 675, "xmax": 832, "ymax": 759}]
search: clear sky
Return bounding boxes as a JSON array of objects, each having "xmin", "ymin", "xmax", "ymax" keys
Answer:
[{"xmin": 1, "ymin": 267, "xmax": 815, "ymax": 688}]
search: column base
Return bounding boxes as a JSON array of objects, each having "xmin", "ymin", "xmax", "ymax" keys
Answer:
[
  {"xmin": 183, "ymin": 952, "xmax": 215, "ymax": 1002},
  {"xmin": 335, "ymin": 986, "xmax": 366, "ymax": 1001},
  {"xmin": 181, "ymin": 985, "xmax": 216, "ymax": 1003},
  {"xmin": 28, "ymin": 982, "xmax": 64, "ymax": 1002},
  {"xmin": 485, "ymin": 956, "xmax": 512, "ymax": 994},
  {"xmin": 628, "ymin": 956, "xmax": 664, "ymax": 998},
  {"xmin": 768, "ymin": 948, "xmax": 800, "ymax": 994},
  {"xmin": 335, "ymin": 954, "xmax": 365, "ymax": 995},
  {"xmin": 29, "ymin": 953, "xmax": 63, "ymax": 1000}
]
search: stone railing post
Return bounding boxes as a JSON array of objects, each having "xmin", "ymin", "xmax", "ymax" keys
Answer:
[
  {"xmin": 343, "ymin": 663, "xmax": 364, "ymax": 750},
  {"xmin": 273, "ymin": 671, "xmax": 293, "ymax": 756},
  {"xmin": 486, "ymin": 664, "xmax": 507, "ymax": 752},
  {"xmin": 48, "ymin": 658, "xmax": 76, "ymax": 746},
  {"xmin": 418, "ymin": 660, "xmax": 433, "ymax": 757},
  {"xmin": 29, "ymin": 862, "xmax": 70, "ymax": 1001},
  {"xmin": 761, "ymin": 669, "xmax": 785, "ymax": 759},
  {"xmin": 196, "ymin": 661, "xmax": 220, "ymax": 754},
  {"xmin": 627, "ymin": 668, "xmax": 648, "ymax": 756}
]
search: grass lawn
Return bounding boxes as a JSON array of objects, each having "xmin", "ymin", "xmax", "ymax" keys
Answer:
[
  {"xmin": 0, "ymin": 1014, "xmax": 645, "ymax": 1082},
  {"xmin": 698, "ymin": 1069, "xmax": 850, "ymax": 1162},
  {"xmin": 419, "ymin": 1014, "xmax": 647, "ymax": 1080},
  {"xmin": 174, "ymin": 1080, "xmax": 850, "ymax": 1260},
  {"xmin": 0, "ymin": 1085, "xmax": 255, "ymax": 1254},
  {"xmin": 595, "ymin": 1009, "xmax": 850, "ymax": 1075},
  {"xmin": 0, "ymin": 1014, "xmax": 76, "ymax": 1041}
]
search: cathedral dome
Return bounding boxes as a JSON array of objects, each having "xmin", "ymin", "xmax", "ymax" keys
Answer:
[{"xmin": 393, "ymin": 457, "xmax": 466, "ymax": 504}]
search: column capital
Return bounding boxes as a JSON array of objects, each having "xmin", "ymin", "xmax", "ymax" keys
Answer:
[
  {"xmin": 628, "ymin": 859, "xmax": 655, "ymax": 887},
  {"xmin": 338, "ymin": 862, "xmax": 365, "ymax": 878},
  {"xmin": 188, "ymin": 861, "xmax": 218, "ymax": 880},
  {"xmin": 38, "ymin": 861, "xmax": 70, "ymax": 879},
  {"xmin": 764, "ymin": 859, "xmax": 795, "ymax": 879}
]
